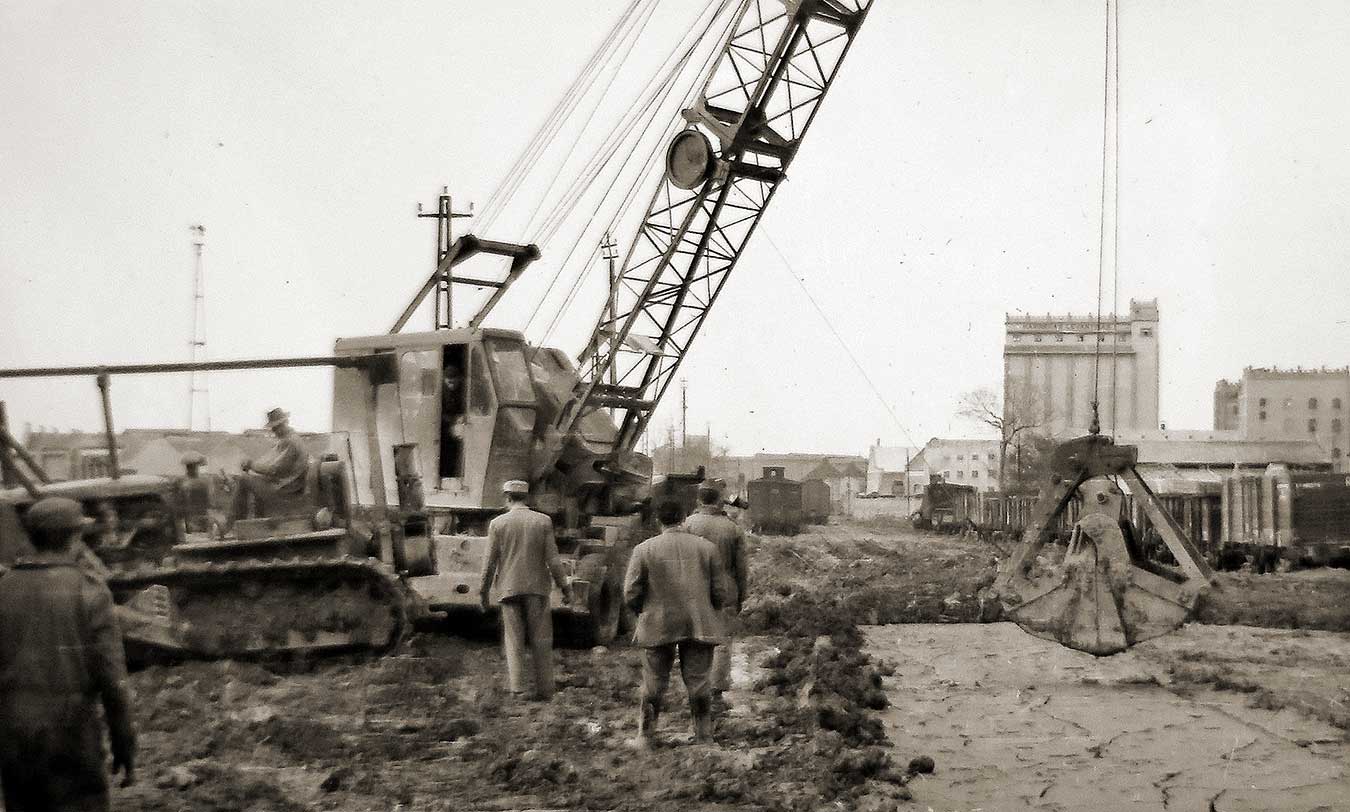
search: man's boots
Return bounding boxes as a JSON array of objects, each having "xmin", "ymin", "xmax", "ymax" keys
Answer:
[
  {"xmin": 691, "ymin": 693, "xmax": 714, "ymax": 743},
  {"xmin": 638, "ymin": 696, "xmax": 662, "ymax": 744}
]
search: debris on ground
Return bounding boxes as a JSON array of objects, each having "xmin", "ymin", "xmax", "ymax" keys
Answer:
[{"xmin": 108, "ymin": 521, "xmax": 1350, "ymax": 810}]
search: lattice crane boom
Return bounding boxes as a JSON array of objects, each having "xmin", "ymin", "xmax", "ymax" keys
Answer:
[{"xmin": 566, "ymin": 0, "xmax": 873, "ymax": 459}]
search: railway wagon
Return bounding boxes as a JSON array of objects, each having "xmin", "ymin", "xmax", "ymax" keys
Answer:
[
  {"xmin": 747, "ymin": 467, "xmax": 802, "ymax": 536},
  {"xmin": 800, "ymin": 478, "xmax": 831, "ymax": 525},
  {"xmin": 911, "ymin": 479, "xmax": 977, "ymax": 532},
  {"xmin": 1223, "ymin": 464, "xmax": 1350, "ymax": 567}
]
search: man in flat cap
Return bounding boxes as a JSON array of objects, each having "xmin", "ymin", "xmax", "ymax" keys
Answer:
[
  {"xmin": 683, "ymin": 481, "xmax": 749, "ymax": 700},
  {"xmin": 228, "ymin": 407, "xmax": 310, "ymax": 526},
  {"xmin": 0, "ymin": 497, "xmax": 136, "ymax": 811},
  {"xmin": 478, "ymin": 480, "xmax": 574, "ymax": 700}
]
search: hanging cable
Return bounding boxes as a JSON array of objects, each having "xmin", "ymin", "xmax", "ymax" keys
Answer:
[
  {"xmin": 535, "ymin": 2, "xmax": 737, "ymax": 343},
  {"xmin": 1109, "ymin": 0, "xmax": 1121, "ymax": 439},
  {"xmin": 519, "ymin": 0, "xmax": 663, "ymax": 238},
  {"xmin": 1090, "ymin": 0, "xmax": 1111, "ymax": 436},
  {"xmin": 524, "ymin": 0, "xmax": 734, "ymax": 334},
  {"xmin": 530, "ymin": 0, "xmax": 731, "ymax": 247},
  {"xmin": 476, "ymin": 0, "xmax": 644, "ymax": 233},
  {"xmin": 763, "ymin": 231, "xmax": 921, "ymax": 449}
]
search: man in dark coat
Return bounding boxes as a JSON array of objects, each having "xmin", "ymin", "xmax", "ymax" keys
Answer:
[
  {"xmin": 623, "ymin": 500, "xmax": 727, "ymax": 745},
  {"xmin": 0, "ymin": 497, "xmax": 136, "ymax": 811},
  {"xmin": 683, "ymin": 482, "xmax": 748, "ymax": 697}
]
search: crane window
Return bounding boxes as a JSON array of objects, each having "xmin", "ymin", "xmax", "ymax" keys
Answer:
[
  {"xmin": 486, "ymin": 341, "xmax": 536, "ymax": 404},
  {"xmin": 439, "ymin": 344, "xmax": 468, "ymax": 479},
  {"xmin": 469, "ymin": 345, "xmax": 492, "ymax": 416}
]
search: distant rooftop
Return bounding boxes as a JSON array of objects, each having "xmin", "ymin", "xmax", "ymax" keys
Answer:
[{"xmin": 1005, "ymin": 298, "xmax": 1158, "ymax": 324}]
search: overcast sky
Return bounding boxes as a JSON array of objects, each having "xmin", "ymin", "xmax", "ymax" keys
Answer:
[{"xmin": 3, "ymin": 0, "xmax": 1349, "ymax": 456}]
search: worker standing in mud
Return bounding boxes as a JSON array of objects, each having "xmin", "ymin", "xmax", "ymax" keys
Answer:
[
  {"xmin": 228, "ymin": 407, "xmax": 309, "ymax": 526},
  {"xmin": 624, "ymin": 500, "xmax": 727, "ymax": 746},
  {"xmin": 0, "ymin": 497, "xmax": 136, "ymax": 811},
  {"xmin": 683, "ymin": 482, "xmax": 748, "ymax": 701},
  {"xmin": 478, "ymin": 480, "xmax": 574, "ymax": 700}
]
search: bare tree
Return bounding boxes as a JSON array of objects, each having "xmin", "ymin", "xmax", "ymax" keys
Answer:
[{"xmin": 957, "ymin": 384, "xmax": 1046, "ymax": 491}]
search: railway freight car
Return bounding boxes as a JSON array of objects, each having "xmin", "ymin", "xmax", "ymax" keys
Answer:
[
  {"xmin": 911, "ymin": 479, "xmax": 977, "ymax": 532},
  {"xmin": 1222, "ymin": 464, "xmax": 1350, "ymax": 567},
  {"xmin": 748, "ymin": 467, "xmax": 802, "ymax": 535},
  {"xmin": 801, "ymin": 478, "xmax": 831, "ymax": 525}
]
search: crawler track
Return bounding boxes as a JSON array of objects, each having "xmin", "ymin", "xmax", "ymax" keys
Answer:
[{"xmin": 107, "ymin": 556, "xmax": 409, "ymax": 661}]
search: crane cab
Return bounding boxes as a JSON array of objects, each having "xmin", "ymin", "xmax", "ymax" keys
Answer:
[{"xmin": 332, "ymin": 328, "xmax": 621, "ymax": 521}]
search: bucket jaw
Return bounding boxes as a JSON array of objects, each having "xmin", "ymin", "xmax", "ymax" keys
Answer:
[{"xmin": 993, "ymin": 436, "xmax": 1215, "ymax": 657}]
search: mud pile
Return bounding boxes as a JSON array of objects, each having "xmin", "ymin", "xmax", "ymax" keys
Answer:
[
  {"xmin": 1196, "ymin": 567, "xmax": 1350, "ymax": 631},
  {"xmin": 113, "ymin": 523, "xmax": 993, "ymax": 810}
]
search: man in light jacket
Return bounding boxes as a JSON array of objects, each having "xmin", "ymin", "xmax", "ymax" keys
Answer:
[
  {"xmin": 683, "ymin": 482, "xmax": 748, "ymax": 698},
  {"xmin": 623, "ymin": 499, "xmax": 727, "ymax": 745},
  {"xmin": 478, "ymin": 480, "xmax": 574, "ymax": 700}
]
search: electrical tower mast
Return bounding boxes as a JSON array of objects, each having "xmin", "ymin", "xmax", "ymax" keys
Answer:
[{"xmin": 187, "ymin": 224, "xmax": 210, "ymax": 430}]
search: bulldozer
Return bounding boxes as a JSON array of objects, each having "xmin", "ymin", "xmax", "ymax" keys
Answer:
[
  {"xmin": 0, "ymin": 412, "xmax": 411, "ymax": 662},
  {"xmin": 990, "ymin": 431, "xmax": 1218, "ymax": 656}
]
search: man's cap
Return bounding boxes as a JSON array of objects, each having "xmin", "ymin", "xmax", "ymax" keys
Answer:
[
  {"xmin": 24, "ymin": 497, "xmax": 94, "ymax": 532},
  {"xmin": 503, "ymin": 480, "xmax": 529, "ymax": 495},
  {"xmin": 696, "ymin": 481, "xmax": 721, "ymax": 494},
  {"xmin": 181, "ymin": 452, "xmax": 207, "ymax": 466},
  {"xmin": 265, "ymin": 407, "xmax": 289, "ymax": 429}
]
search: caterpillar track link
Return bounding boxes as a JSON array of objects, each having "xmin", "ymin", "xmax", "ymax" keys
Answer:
[{"xmin": 106, "ymin": 556, "xmax": 409, "ymax": 661}]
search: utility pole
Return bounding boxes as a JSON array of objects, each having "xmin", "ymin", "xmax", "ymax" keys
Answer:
[
  {"xmin": 600, "ymin": 233, "xmax": 619, "ymax": 415},
  {"xmin": 417, "ymin": 187, "xmax": 474, "ymax": 330},
  {"xmin": 680, "ymin": 378, "xmax": 688, "ymax": 451},
  {"xmin": 187, "ymin": 224, "xmax": 210, "ymax": 430}
]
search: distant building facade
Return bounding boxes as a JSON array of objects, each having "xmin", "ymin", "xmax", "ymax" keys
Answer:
[
  {"xmin": 1212, "ymin": 366, "xmax": 1350, "ymax": 471},
  {"xmin": 906, "ymin": 438, "xmax": 1001, "ymax": 495},
  {"xmin": 1004, "ymin": 299, "xmax": 1160, "ymax": 439},
  {"xmin": 865, "ymin": 442, "xmax": 922, "ymax": 495}
]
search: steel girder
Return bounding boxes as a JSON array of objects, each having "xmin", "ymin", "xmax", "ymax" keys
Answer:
[{"xmin": 568, "ymin": 0, "xmax": 872, "ymax": 457}]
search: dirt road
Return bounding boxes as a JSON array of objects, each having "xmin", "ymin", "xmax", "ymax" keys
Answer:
[{"xmin": 866, "ymin": 623, "xmax": 1350, "ymax": 812}]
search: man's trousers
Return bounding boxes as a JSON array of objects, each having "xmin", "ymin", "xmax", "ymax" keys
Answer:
[
  {"xmin": 500, "ymin": 594, "xmax": 554, "ymax": 699},
  {"xmin": 710, "ymin": 608, "xmax": 738, "ymax": 692},
  {"xmin": 639, "ymin": 639, "xmax": 716, "ymax": 738}
]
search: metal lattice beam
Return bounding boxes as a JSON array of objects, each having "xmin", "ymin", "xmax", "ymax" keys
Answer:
[{"xmin": 568, "ymin": 0, "xmax": 871, "ymax": 457}]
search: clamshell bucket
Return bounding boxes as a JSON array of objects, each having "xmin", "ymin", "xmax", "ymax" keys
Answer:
[{"xmin": 993, "ymin": 435, "xmax": 1215, "ymax": 657}]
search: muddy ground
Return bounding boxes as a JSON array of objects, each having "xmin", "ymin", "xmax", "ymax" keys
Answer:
[{"xmin": 108, "ymin": 522, "xmax": 1349, "ymax": 811}]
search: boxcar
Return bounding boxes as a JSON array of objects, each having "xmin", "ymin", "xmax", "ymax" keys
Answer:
[
  {"xmin": 911, "ymin": 480, "xmax": 977, "ymax": 532},
  {"xmin": 747, "ymin": 467, "xmax": 802, "ymax": 536},
  {"xmin": 800, "ymin": 478, "xmax": 831, "ymax": 525},
  {"xmin": 1222, "ymin": 464, "xmax": 1350, "ymax": 567}
]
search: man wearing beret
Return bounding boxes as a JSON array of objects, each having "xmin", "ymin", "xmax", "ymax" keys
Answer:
[
  {"xmin": 0, "ymin": 497, "xmax": 137, "ymax": 811},
  {"xmin": 478, "ymin": 480, "xmax": 574, "ymax": 700}
]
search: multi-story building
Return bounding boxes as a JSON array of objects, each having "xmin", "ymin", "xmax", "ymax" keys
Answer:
[
  {"xmin": 906, "ymin": 438, "xmax": 1001, "ymax": 495},
  {"xmin": 1003, "ymin": 299, "xmax": 1161, "ymax": 439},
  {"xmin": 1212, "ymin": 366, "xmax": 1350, "ymax": 471}
]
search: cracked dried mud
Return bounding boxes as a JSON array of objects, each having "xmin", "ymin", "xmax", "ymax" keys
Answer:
[{"xmin": 867, "ymin": 623, "xmax": 1350, "ymax": 812}]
